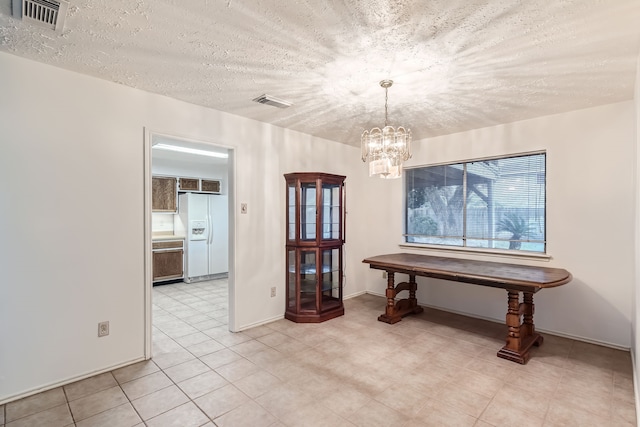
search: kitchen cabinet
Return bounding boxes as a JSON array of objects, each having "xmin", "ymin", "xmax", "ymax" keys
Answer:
[
  {"xmin": 201, "ymin": 179, "xmax": 221, "ymax": 194},
  {"xmin": 178, "ymin": 177, "xmax": 199, "ymax": 191},
  {"xmin": 152, "ymin": 240, "xmax": 184, "ymax": 282},
  {"xmin": 179, "ymin": 178, "xmax": 221, "ymax": 193},
  {"xmin": 285, "ymin": 172, "xmax": 345, "ymax": 323},
  {"xmin": 152, "ymin": 176, "xmax": 177, "ymax": 212}
]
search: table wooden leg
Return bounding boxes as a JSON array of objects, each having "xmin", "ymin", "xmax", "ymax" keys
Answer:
[
  {"xmin": 378, "ymin": 272, "xmax": 423, "ymax": 324},
  {"xmin": 408, "ymin": 274, "xmax": 418, "ymax": 304},
  {"xmin": 378, "ymin": 272, "xmax": 401, "ymax": 324},
  {"xmin": 497, "ymin": 290, "xmax": 543, "ymax": 364},
  {"xmin": 405, "ymin": 274, "xmax": 424, "ymax": 316},
  {"xmin": 522, "ymin": 292, "xmax": 537, "ymax": 339}
]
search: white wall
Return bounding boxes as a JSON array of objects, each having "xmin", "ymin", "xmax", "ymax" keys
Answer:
[
  {"xmin": 363, "ymin": 102, "xmax": 637, "ymax": 348},
  {"xmin": 0, "ymin": 52, "xmax": 368, "ymax": 403}
]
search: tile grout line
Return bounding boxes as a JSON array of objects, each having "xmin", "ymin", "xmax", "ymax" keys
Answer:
[
  {"xmin": 120, "ymin": 343, "xmax": 204, "ymax": 424},
  {"xmin": 60, "ymin": 386, "xmax": 75, "ymax": 426},
  {"xmin": 153, "ymin": 354, "xmax": 215, "ymax": 425},
  {"xmin": 542, "ymin": 340, "xmax": 573, "ymax": 425},
  {"xmin": 116, "ymin": 381, "xmax": 147, "ymax": 427}
]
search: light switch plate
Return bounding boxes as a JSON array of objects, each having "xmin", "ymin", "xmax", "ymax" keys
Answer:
[{"xmin": 241, "ymin": 203, "xmax": 248, "ymax": 214}]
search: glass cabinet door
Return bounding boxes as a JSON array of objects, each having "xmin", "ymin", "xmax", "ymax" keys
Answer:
[
  {"xmin": 287, "ymin": 183, "xmax": 296, "ymax": 241},
  {"xmin": 320, "ymin": 248, "xmax": 341, "ymax": 311},
  {"xmin": 300, "ymin": 182, "xmax": 317, "ymax": 241},
  {"xmin": 287, "ymin": 249, "xmax": 296, "ymax": 309},
  {"xmin": 321, "ymin": 182, "xmax": 341, "ymax": 240},
  {"xmin": 299, "ymin": 250, "xmax": 317, "ymax": 311}
]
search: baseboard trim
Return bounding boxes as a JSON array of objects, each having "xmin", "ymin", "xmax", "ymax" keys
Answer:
[
  {"xmin": 344, "ymin": 290, "xmax": 367, "ymax": 300},
  {"xmin": 0, "ymin": 356, "xmax": 146, "ymax": 405},
  {"xmin": 365, "ymin": 291, "xmax": 631, "ymax": 351},
  {"xmin": 632, "ymin": 349, "xmax": 640, "ymax": 426},
  {"xmin": 236, "ymin": 292, "xmax": 366, "ymax": 331},
  {"xmin": 236, "ymin": 314, "xmax": 284, "ymax": 332}
]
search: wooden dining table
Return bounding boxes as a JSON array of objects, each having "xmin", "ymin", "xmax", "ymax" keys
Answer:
[{"xmin": 362, "ymin": 253, "xmax": 572, "ymax": 364}]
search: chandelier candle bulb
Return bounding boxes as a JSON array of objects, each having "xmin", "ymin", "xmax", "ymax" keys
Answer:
[{"xmin": 361, "ymin": 80, "xmax": 411, "ymax": 179}]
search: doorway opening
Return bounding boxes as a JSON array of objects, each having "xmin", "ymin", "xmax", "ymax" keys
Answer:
[{"xmin": 144, "ymin": 130, "xmax": 236, "ymax": 359}]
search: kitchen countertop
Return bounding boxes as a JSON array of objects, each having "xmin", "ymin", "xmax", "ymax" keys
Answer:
[{"xmin": 152, "ymin": 233, "xmax": 185, "ymax": 241}]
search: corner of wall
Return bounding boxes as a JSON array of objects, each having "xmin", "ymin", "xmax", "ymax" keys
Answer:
[{"xmin": 633, "ymin": 45, "xmax": 640, "ymax": 427}]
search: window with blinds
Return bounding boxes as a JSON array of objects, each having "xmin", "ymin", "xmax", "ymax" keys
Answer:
[{"xmin": 405, "ymin": 152, "xmax": 546, "ymax": 253}]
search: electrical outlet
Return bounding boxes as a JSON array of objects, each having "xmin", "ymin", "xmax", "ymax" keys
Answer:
[
  {"xmin": 98, "ymin": 321, "xmax": 109, "ymax": 337},
  {"xmin": 270, "ymin": 287, "xmax": 276, "ymax": 297},
  {"xmin": 241, "ymin": 203, "xmax": 248, "ymax": 214},
  {"xmin": 382, "ymin": 271, "xmax": 387, "ymax": 279}
]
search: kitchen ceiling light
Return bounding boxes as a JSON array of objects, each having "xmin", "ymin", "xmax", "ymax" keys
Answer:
[
  {"xmin": 153, "ymin": 144, "xmax": 229, "ymax": 158},
  {"xmin": 361, "ymin": 80, "xmax": 411, "ymax": 179},
  {"xmin": 252, "ymin": 94, "xmax": 293, "ymax": 108}
]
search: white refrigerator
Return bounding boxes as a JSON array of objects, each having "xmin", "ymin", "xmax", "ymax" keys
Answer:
[{"xmin": 175, "ymin": 192, "xmax": 229, "ymax": 283}]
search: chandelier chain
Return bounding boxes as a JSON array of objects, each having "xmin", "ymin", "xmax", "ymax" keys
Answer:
[{"xmin": 384, "ymin": 86, "xmax": 388, "ymax": 127}]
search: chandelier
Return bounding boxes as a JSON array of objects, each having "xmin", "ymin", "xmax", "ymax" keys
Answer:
[{"xmin": 361, "ymin": 80, "xmax": 411, "ymax": 179}]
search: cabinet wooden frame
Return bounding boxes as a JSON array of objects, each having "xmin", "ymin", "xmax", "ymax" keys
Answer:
[
  {"xmin": 178, "ymin": 177, "xmax": 200, "ymax": 191},
  {"xmin": 151, "ymin": 176, "xmax": 178, "ymax": 213},
  {"xmin": 152, "ymin": 240, "xmax": 184, "ymax": 282},
  {"xmin": 284, "ymin": 172, "xmax": 346, "ymax": 323},
  {"xmin": 154, "ymin": 175, "xmax": 222, "ymax": 200},
  {"xmin": 200, "ymin": 179, "xmax": 221, "ymax": 194}
]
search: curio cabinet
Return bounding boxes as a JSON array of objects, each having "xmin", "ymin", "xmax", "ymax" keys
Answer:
[{"xmin": 285, "ymin": 172, "xmax": 346, "ymax": 322}]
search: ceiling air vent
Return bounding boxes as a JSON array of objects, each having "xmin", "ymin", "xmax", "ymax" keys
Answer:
[
  {"xmin": 12, "ymin": 0, "xmax": 69, "ymax": 31},
  {"xmin": 252, "ymin": 94, "xmax": 292, "ymax": 109}
]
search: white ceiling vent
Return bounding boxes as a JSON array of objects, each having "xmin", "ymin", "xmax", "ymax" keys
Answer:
[
  {"xmin": 252, "ymin": 94, "xmax": 292, "ymax": 109},
  {"xmin": 12, "ymin": 0, "xmax": 69, "ymax": 31}
]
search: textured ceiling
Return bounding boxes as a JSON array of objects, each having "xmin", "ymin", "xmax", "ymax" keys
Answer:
[{"xmin": 1, "ymin": 0, "xmax": 640, "ymax": 145}]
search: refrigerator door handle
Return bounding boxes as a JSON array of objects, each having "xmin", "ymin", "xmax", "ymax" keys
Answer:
[{"xmin": 208, "ymin": 214, "xmax": 213, "ymax": 245}]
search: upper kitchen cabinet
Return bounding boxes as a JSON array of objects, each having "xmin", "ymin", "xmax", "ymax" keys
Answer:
[
  {"xmin": 152, "ymin": 176, "xmax": 178, "ymax": 212},
  {"xmin": 176, "ymin": 177, "xmax": 222, "ymax": 193},
  {"xmin": 178, "ymin": 177, "xmax": 199, "ymax": 192},
  {"xmin": 201, "ymin": 179, "xmax": 221, "ymax": 194}
]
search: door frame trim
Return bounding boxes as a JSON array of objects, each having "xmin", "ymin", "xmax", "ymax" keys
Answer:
[{"xmin": 143, "ymin": 128, "xmax": 237, "ymax": 359}]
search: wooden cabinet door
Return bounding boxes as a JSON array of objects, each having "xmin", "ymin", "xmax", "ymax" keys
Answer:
[
  {"xmin": 179, "ymin": 178, "xmax": 199, "ymax": 191},
  {"xmin": 201, "ymin": 179, "xmax": 221, "ymax": 193},
  {"xmin": 152, "ymin": 176, "xmax": 177, "ymax": 212},
  {"xmin": 153, "ymin": 249, "xmax": 183, "ymax": 281}
]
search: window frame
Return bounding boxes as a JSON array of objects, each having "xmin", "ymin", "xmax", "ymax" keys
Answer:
[{"xmin": 402, "ymin": 150, "xmax": 549, "ymax": 260}]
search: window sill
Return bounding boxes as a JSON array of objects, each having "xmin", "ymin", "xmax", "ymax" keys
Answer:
[{"xmin": 398, "ymin": 243, "xmax": 552, "ymax": 262}]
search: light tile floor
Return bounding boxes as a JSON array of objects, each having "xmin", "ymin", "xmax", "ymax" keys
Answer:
[{"xmin": 2, "ymin": 279, "xmax": 637, "ymax": 426}]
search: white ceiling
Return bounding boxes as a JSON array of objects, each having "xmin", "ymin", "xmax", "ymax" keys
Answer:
[{"xmin": 1, "ymin": 0, "xmax": 639, "ymax": 146}]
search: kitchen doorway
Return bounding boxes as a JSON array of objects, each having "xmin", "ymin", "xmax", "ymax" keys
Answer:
[{"xmin": 143, "ymin": 130, "xmax": 236, "ymax": 359}]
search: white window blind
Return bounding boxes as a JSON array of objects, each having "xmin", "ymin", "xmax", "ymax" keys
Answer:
[{"xmin": 405, "ymin": 153, "xmax": 546, "ymax": 253}]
